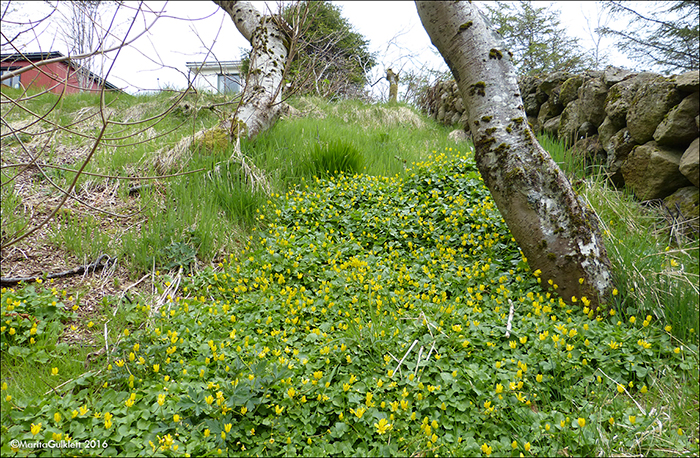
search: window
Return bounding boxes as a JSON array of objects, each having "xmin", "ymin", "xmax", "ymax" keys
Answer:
[
  {"xmin": 0, "ymin": 67, "xmax": 21, "ymax": 89},
  {"xmin": 217, "ymin": 74, "xmax": 240, "ymax": 94}
]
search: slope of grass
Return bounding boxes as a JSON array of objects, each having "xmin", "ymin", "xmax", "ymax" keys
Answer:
[{"xmin": 1, "ymin": 148, "xmax": 697, "ymax": 457}]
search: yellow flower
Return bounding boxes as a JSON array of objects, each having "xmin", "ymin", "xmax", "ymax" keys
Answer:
[
  {"xmin": 617, "ymin": 384, "xmax": 625, "ymax": 393},
  {"xmin": 153, "ymin": 364, "xmax": 160, "ymax": 373},
  {"xmin": 536, "ymin": 374, "xmax": 543, "ymax": 382},
  {"xmin": 157, "ymin": 394, "xmax": 166, "ymax": 406},
  {"xmin": 51, "ymin": 367, "xmax": 58, "ymax": 376},
  {"xmin": 275, "ymin": 405, "xmax": 284, "ymax": 415},
  {"xmin": 240, "ymin": 406, "xmax": 248, "ymax": 415},
  {"xmin": 205, "ymin": 395, "xmax": 214, "ymax": 405},
  {"xmin": 204, "ymin": 429, "xmax": 210, "ymax": 437},
  {"xmin": 54, "ymin": 412, "xmax": 61, "ymax": 423},
  {"xmin": 480, "ymin": 443, "xmax": 492, "ymax": 455},
  {"xmin": 225, "ymin": 423, "xmax": 232, "ymax": 433},
  {"xmin": 287, "ymin": 387, "xmax": 296, "ymax": 398},
  {"xmin": 31, "ymin": 422, "xmax": 42, "ymax": 436},
  {"xmin": 495, "ymin": 383, "xmax": 503, "ymax": 393},
  {"xmin": 577, "ymin": 417, "xmax": 586, "ymax": 428},
  {"xmin": 374, "ymin": 418, "xmax": 392, "ymax": 435},
  {"xmin": 173, "ymin": 414, "xmax": 180, "ymax": 423},
  {"xmin": 524, "ymin": 442, "xmax": 531, "ymax": 452}
]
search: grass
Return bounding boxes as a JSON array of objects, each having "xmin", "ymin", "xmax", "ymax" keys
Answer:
[{"xmin": 0, "ymin": 91, "xmax": 698, "ymax": 456}]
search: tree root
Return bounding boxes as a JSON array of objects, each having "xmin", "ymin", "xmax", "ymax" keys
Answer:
[{"xmin": 0, "ymin": 254, "xmax": 114, "ymax": 286}]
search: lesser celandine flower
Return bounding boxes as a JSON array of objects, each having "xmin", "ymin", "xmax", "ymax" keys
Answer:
[
  {"xmin": 629, "ymin": 415, "xmax": 636, "ymax": 424},
  {"xmin": 30, "ymin": 423, "xmax": 42, "ymax": 436},
  {"xmin": 578, "ymin": 417, "xmax": 586, "ymax": 427}
]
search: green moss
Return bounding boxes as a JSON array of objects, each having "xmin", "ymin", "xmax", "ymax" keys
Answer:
[
  {"xmin": 473, "ymin": 120, "xmax": 480, "ymax": 127},
  {"xmin": 494, "ymin": 142, "xmax": 509, "ymax": 154},
  {"xmin": 506, "ymin": 126, "xmax": 513, "ymax": 133},
  {"xmin": 485, "ymin": 127, "xmax": 497, "ymax": 135},
  {"xmin": 194, "ymin": 127, "xmax": 230, "ymax": 154},
  {"xmin": 481, "ymin": 115, "xmax": 493, "ymax": 122},
  {"xmin": 547, "ymin": 252, "xmax": 557, "ymax": 260},
  {"xmin": 469, "ymin": 81, "xmax": 486, "ymax": 97},
  {"xmin": 512, "ymin": 117, "xmax": 524, "ymax": 124},
  {"xmin": 458, "ymin": 21, "xmax": 473, "ymax": 31},
  {"xmin": 489, "ymin": 49, "xmax": 503, "ymax": 60}
]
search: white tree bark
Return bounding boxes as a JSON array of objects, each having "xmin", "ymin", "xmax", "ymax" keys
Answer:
[
  {"xmin": 416, "ymin": 1, "xmax": 615, "ymax": 309},
  {"xmin": 214, "ymin": 1, "xmax": 290, "ymax": 139}
]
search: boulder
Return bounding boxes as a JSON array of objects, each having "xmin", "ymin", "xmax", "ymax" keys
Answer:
[
  {"xmin": 518, "ymin": 75, "xmax": 541, "ymax": 96},
  {"xmin": 676, "ymin": 70, "xmax": 699, "ymax": 93},
  {"xmin": 448, "ymin": 129, "xmax": 470, "ymax": 143},
  {"xmin": 523, "ymin": 92, "xmax": 540, "ymax": 117},
  {"xmin": 653, "ymin": 92, "xmax": 700, "ymax": 147},
  {"xmin": 606, "ymin": 128, "xmax": 638, "ymax": 187},
  {"xmin": 627, "ymin": 75, "xmax": 683, "ymax": 144},
  {"xmin": 605, "ymin": 72, "xmax": 658, "ymax": 128},
  {"xmin": 598, "ymin": 117, "xmax": 618, "ymax": 152},
  {"xmin": 558, "ymin": 99, "xmax": 581, "ymax": 145},
  {"xmin": 539, "ymin": 71, "xmax": 571, "ymax": 96},
  {"xmin": 559, "ymin": 75, "xmax": 584, "ymax": 106},
  {"xmin": 603, "ymin": 66, "xmax": 635, "ymax": 86},
  {"xmin": 577, "ymin": 77, "xmax": 608, "ymax": 128},
  {"xmin": 578, "ymin": 122, "xmax": 597, "ymax": 139},
  {"xmin": 459, "ymin": 111, "xmax": 470, "ymax": 131},
  {"xmin": 621, "ymin": 141, "xmax": 692, "ymax": 200},
  {"xmin": 663, "ymin": 186, "xmax": 699, "ymax": 235},
  {"xmin": 454, "ymin": 97, "xmax": 464, "ymax": 113},
  {"xmin": 679, "ymin": 138, "xmax": 699, "ymax": 187},
  {"xmin": 437, "ymin": 105, "xmax": 446, "ymax": 123},
  {"xmin": 542, "ymin": 115, "xmax": 561, "ymax": 138},
  {"xmin": 537, "ymin": 100, "xmax": 563, "ymax": 128}
]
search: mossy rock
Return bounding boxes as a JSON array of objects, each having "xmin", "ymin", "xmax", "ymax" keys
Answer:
[{"xmin": 559, "ymin": 75, "xmax": 584, "ymax": 106}]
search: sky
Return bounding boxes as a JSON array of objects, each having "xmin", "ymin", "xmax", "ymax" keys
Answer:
[{"xmin": 2, "ymin": 1, "xmax": 640, "ymax": 97}]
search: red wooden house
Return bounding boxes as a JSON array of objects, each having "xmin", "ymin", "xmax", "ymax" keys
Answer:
[{"xmin": 0, "ymin": 51, "xmax": 118, "ymax": 94}]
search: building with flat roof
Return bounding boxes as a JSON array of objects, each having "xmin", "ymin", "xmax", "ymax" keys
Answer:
[{"xmin": 186, "ymin": 60, "xmax": 243, "ymax": 94}]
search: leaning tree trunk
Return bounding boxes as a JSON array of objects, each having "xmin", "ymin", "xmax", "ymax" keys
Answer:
[
  {"xmin": 416, "ymin": 1, "xmax": 615, "ymax": 310},
  {"xmin": 214, "ymin": 1, "xmax": 290, "ymax": 140}
]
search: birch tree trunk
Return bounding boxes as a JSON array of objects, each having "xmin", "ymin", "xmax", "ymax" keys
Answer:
[
  {"xmin": 214, "ymin": 1, "xmax": 290, "ymax": 140},
  {"xmin": 416, "ymin": 1, "xmax": 615, "ymax": 310}
]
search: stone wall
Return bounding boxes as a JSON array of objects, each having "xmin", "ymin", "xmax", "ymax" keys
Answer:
[{"xmin": 421, "ymin": 67, "xmax": 699, "ymax": 233}]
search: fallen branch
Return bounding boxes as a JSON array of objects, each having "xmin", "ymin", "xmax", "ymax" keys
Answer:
[
  {"xmin": 505, "ymin": 299, "xmax": 515, "ymax": 338},
  {"xmin": 0, "ymin": 254, "xmax": 113, "ymax": 286}
]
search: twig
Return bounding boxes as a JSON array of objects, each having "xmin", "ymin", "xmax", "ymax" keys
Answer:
[
  {"xmin": 505, "ymin": 299, "xmax": 515, "ymax": 338},
  {"xmin": 0, "ymin": 254, "xmax": 113, "ymax": 285},
  {"xmin": 597, "ymin": 368, "xmax": 646, "ymax": 415},
  {"xmin": 392, "ymin": 339, "xmax": 418, "ymax": 378}
]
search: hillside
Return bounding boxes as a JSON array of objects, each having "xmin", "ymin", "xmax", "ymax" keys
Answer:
[{"xmin": 0, "ymin": 89, "xmax": 698, "ymax": 456}]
